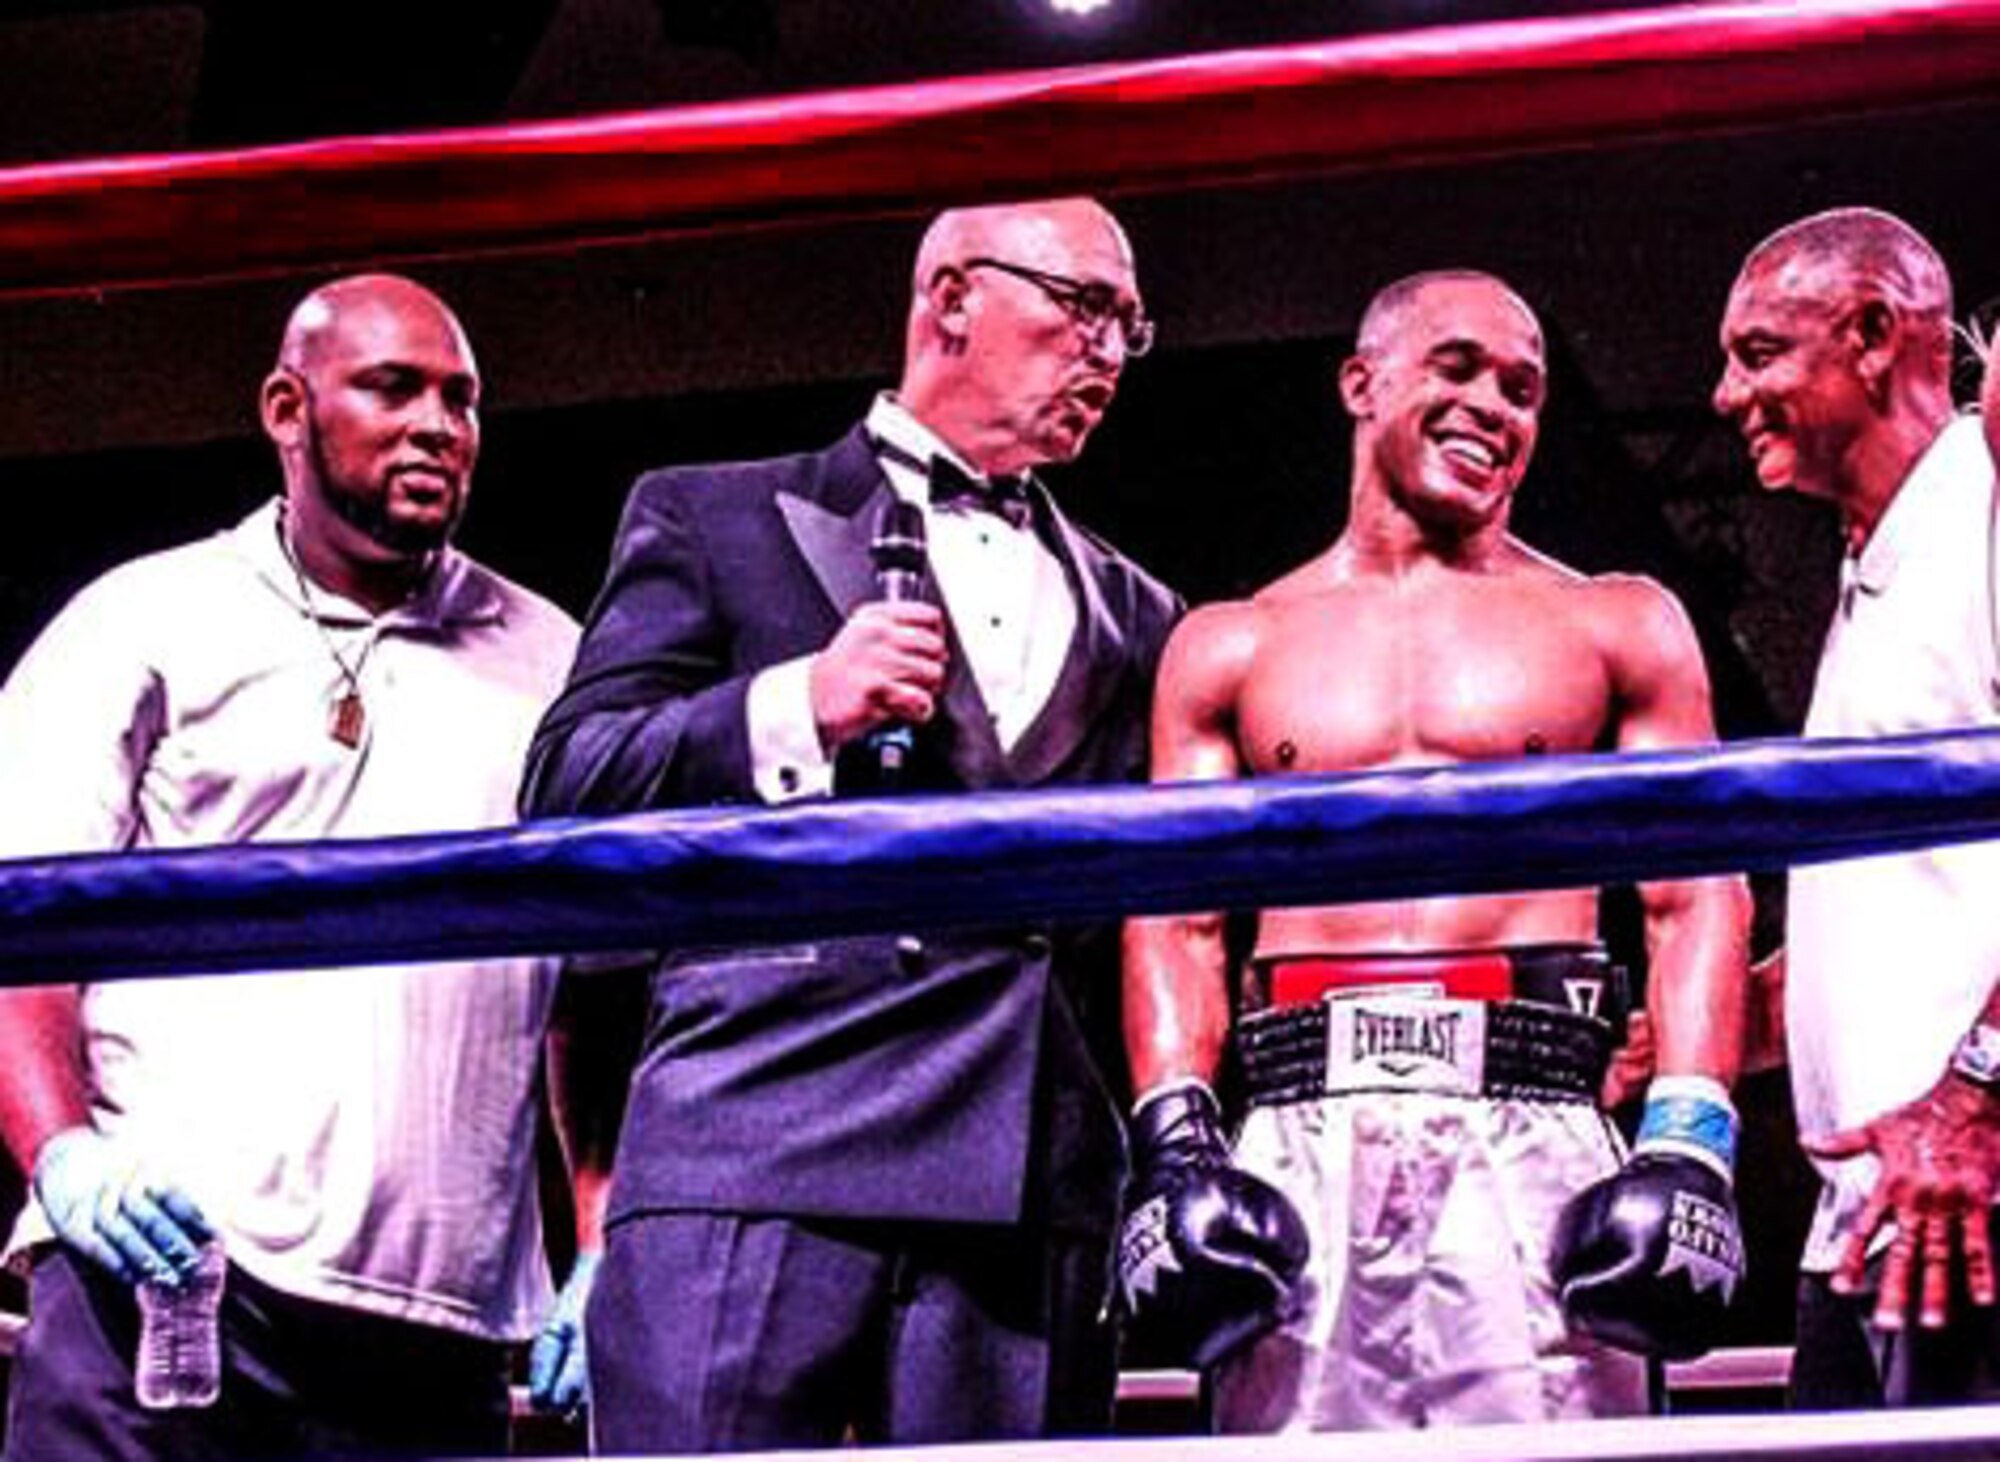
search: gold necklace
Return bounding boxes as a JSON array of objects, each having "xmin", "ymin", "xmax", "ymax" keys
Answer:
[{"xmin": 276, "ymin": 514, "xmax": 377, "ymax": 749}]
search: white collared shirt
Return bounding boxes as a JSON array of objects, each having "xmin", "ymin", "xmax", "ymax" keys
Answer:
[
  {"xmin": 748, "ymin": 396, "xmax": 1076, "ymax": 801},
  {"xmin": 0, "ymin": 500, "xmax": 580, "ymax": 1339},
  {"xmin": 1786, "ymin": 415, "xmax": 2000, "ymax": 1269}
]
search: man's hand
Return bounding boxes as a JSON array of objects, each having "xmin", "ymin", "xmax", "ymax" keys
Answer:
[
  {"xmin": 1117, "ymin": 1081, "xmax": 1308, "ymax": 1370},
  {"xmin": 808, "ymin": 602, "xmax": 947, "ymax": 752},
  {"xmin": 1805, "ymin": 1074, "xmax": 2000, "ymax": 1330},
  {"xmin": 1601, "ymin": 1009, "xmax": 1656, "ymax": 1112},
  {"xmin": 1742, "ymin": 950, "xmax": 1788, "ymax": 1075},
  {"xmin": 32, "ymin": 1127, "xmax": 213, "ymax": 1287},
  {"xmin": 528, "ymin": 1251, "xmax": 601, "ymax": 1420}
]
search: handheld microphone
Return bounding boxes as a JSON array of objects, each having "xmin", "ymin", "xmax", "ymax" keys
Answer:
[{"xmin": 868, "ymin": 498, "xmax": 928, "ymax": 786}]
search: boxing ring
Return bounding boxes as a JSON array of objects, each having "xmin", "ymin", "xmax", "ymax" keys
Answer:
[
  {"xmin": 10, "ymin": 732, "xmax": 2000, "ymax": 1462},
  {"xmin": 6, "ymin": 0, "xmax": 2000, "ymax": 1457}
]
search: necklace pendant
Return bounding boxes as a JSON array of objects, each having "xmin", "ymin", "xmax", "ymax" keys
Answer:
[{"xmin": 329, "ymin": 691, "xmax": 366, "ymax": 748}]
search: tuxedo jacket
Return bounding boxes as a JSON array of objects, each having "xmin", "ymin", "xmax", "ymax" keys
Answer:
[{"xmin": 523, "ymin": 426, "xmax": 1182, "ymax": 1238}]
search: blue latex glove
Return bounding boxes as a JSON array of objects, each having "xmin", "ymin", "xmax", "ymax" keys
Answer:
[
  {"xmin": 528, "ymin": 1251, "xmax": 600, "ymax": 1419},
  {"xmin": 32, "ymin": 1128, "xmax": 214, "ymax": 1287}
]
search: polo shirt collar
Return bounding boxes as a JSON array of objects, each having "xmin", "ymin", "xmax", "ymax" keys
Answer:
[
  {"xmin": 1845, "ymin": 415, "xmax": 1987, "ymax": 607},
  {"xmin": 231, "ymin": 497, "xmax": 503, "ymax": 629}
]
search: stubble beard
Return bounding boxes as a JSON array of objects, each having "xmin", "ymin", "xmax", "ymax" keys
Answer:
[{"xmin": 303, "ymin": 408, "xmax": 460, "ymax": 557}]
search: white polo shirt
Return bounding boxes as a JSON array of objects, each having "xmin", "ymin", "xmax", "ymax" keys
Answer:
[
  {"xmin": 0, "ymin": 500, "xmax": 579, "ymax": 1339},
  {"xmin": 1788, "ymin": 415, "xmax": 2000, "ymax": 1271}
]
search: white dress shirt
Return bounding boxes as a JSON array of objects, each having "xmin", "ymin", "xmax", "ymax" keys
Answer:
[{"xmin": 748, "ymin": 395, "xmax": 1077, "ymax": 801}]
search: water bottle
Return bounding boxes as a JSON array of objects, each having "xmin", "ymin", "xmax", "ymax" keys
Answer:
[{"xmin": 134, "ymin": 1241, "xmax": 226, "ymax": 1410}]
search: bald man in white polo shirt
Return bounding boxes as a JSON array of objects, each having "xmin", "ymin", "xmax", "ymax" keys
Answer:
[{"xmin": 0, "ymin": 275, "xmax": 578, "ymax": 1461}]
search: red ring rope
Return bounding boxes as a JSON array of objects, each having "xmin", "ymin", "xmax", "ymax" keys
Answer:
[{"xmin": 0, "ymin": 0, "xmax": 1995, "ymax": 299}]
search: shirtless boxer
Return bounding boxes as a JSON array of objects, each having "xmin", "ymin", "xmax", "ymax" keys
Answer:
[{"xmin": 1117, "ymin": 270, "xmax": 1751, "ymax": 1430}]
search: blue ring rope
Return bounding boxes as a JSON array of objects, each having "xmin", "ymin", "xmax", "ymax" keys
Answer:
[{"xmin": 1, "ymin": 727, "xmax": 1996, "ymax": 985}]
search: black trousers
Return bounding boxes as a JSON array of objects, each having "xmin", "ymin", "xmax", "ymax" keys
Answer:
[
  {"xmin": 1792, "ymin": 1255, "xmax": 2000, "ymax": 1410},
  {"xmin": 3, "ymin": 1246, "xmax": 510, "ymax": 1462},
  {"xmin": 588, "ymin": 1210, "xmax": 1118, "ymax": 1454}
]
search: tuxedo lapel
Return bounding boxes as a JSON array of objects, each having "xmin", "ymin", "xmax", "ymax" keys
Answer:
[
  {"xmin": 935, "ymin": 622, "xmax": 1011, "ymax": 788},
  {"xmin": 1004, "ymin": 492, "xmax": 1130, "ymax": 785},
  {"xmin": 779, "ymin": 431, "xmax": 1136, "ymax": 792},
  {"xmin": 777, "ymin": 428, "xmax": 897, "ymax": 619}
]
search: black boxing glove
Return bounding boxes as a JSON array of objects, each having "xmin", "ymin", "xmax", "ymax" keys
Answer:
[
  {"xmin": 1552, "ymin": 1075, "xmax": 1746, "ymax": 1360},
  {"xmin": 1116, "ymin": 1079, "xmax": 1310, "ymax": 1370}
]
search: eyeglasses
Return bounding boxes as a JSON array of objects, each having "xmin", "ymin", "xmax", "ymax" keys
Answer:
[{"xmin": 962, "ymin": 257, "xmax": 1156, "ymax": 358}]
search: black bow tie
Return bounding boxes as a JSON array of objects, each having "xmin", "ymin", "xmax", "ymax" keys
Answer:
[{"xmin": 927, "ymin": 456, "xmax": 1035, "ymax": 530}]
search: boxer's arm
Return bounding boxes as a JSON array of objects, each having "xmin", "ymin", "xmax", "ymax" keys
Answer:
[
  {"xmin": 1123, "ymin": 605, "xmax": 1259, "ymax": 1095},
  {"xmin": 1607, "ymin": 577, "xmax": 1751, "ymax": 1084},
  {"xmin": 1117, "ymin": 606, "xmax": 1309, "ymax": 1368},
  {"xmin": 1554, "ymin": 578, "xmax": 1751, "ymax": 1358}
]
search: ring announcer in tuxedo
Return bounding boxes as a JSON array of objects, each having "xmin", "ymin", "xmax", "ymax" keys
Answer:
[{"xmin": 520, "ymin": 197, "xmax": 1182, "ymax": 1453}]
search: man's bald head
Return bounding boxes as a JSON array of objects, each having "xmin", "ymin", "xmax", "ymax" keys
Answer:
[
  {"xmin": 262, "ymin": 273, "xmax": 482, "ymax": 604},
  {"xmin": 908, "ymin": 198, "xmax": 1131, "ymax": 301},
  {"xmin": 277, "ymin": 274, "xmax": 473, "ymax": 380},
  {"xmin": 1355, "ymin": 270, "xmax": 1542, "ymax": 361},
  {"xmin": 897, "ymin": 196, "xmax": 1142, "ymax": 477}
]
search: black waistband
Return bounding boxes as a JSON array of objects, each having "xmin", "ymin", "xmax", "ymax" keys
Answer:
[{"xmin": 1236, "ymin": 996, "xmax": 1614, "ymax": 1108}]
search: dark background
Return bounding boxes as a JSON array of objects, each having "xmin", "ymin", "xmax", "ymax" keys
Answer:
[{"xmin": 3, "ymin": 0, "xmax": 1997, "ymax": 1356}]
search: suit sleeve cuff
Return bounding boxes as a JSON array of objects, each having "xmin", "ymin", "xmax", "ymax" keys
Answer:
[{"xmin": 747, "ymin": 658, "xmax": 832, "ymax": 804}]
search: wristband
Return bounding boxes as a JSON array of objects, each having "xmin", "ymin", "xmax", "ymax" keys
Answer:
[{"xmin": 1635, "ymin": 1074, "xmax": 1738, "ymax": 1181}]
